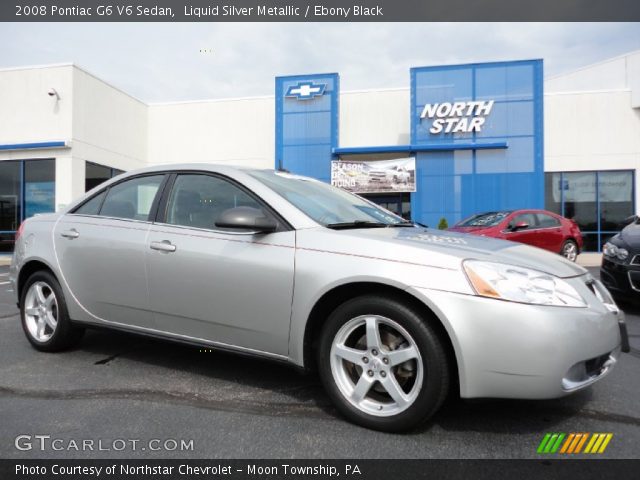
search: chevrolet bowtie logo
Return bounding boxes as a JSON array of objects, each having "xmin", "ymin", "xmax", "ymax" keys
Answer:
[{"xmin": 285, "ymin": 81, "xmax": 326, "ymax": 100}]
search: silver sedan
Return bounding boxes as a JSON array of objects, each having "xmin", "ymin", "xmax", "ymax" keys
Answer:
[{"xmin": 10, "ymin": 164, "xmax": 626, "ymax": 432}]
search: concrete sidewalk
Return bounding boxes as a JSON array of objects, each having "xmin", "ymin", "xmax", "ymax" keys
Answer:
[{"xmin": 577, "ymin": 253, "xmax": 602, "ymax": 267}]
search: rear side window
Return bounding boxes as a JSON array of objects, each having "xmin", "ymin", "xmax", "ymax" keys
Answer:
[
  {"xmin": 98, "ymin": 175, "xmax": 164, "ymax": 221},
  {"xmin": 74, "ymin": 191, "xmax": 106, "ymax": 216},
  {"xmin": 537, "ymin": 213, "xmax": 561, "ymax": 228}
]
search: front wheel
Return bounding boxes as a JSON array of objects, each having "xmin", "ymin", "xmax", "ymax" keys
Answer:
[
  {"xmin": 21, "ymin": 271, "xmax": 84, "ymax": 352},
  {"xmin": 560, "ymin": 240, "xmax": 578, "ymax": 262},
  {"xmin": 317, "ymin": 295, "xmax": 450, "ymax": 432}
]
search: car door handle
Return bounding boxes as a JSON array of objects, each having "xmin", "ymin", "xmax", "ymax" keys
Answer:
[
  {"xmin": 60, "ymin": 229, "xmax": 79, "ymax": 239},
  {"xmin": 150, "ymin": 240, "xmax": 176, "ymax": 253}
]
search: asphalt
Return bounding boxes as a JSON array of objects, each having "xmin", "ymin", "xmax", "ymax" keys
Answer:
[{"xmin": 0, "ymin": 265, "xmax": 638, "ymax": 459}]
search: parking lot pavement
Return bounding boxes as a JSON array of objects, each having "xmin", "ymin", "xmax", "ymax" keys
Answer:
[{"xmin": 0, "ymin": 265, "xmax": 638, "ymax": 459}]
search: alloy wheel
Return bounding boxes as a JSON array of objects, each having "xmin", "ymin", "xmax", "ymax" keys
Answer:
[
  {"xmin": 330, "ymin": 315, "xmax": 423, "ymax": 417},
  {"xmin": 562, "ymin": 242, "xmax": 578, "ymax": 262},
  {"xmin": 24, "ymin": 281, "xmax": 58, "ymax": 342}
]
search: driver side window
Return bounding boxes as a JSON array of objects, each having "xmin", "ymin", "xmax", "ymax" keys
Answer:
[
  {"xmin": 165, "ymin": 174, "xmax": 262, "ymax": 230},
  {"xmin": 508, "ymin": 213, "xmax": 537, "ymax": 230}
]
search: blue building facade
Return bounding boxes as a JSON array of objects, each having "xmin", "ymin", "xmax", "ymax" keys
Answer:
[{"xmin": 275, "ymin": 60, "xmax": 544, "ymax": 228}]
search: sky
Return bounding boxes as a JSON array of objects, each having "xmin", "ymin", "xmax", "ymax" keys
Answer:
[{"xmin": 1, "ymin": 23, "xmax": 639, "ymax": 103}]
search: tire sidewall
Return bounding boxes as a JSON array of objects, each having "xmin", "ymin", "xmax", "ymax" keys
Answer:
[
  {"xmin": 318, "ymin": 295, "xmax": 449, "ymax": 432},
  {"xmin": 20, "ymin": 271, "xmax": 76, "ymax": 351}
]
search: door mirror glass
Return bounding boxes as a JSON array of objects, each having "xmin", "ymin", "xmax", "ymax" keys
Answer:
[{"xmin": 215, "ymin": 207, "xmax": 277, "ymax": 233}]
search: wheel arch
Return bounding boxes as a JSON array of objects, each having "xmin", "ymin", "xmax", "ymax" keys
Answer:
[
  {"xmin": 302, "ymin": 281, "xmax": 460, "ymax": 393},
  {"xmin": 17, "ymin": 259, "xmax": 58, "ymax": 304}
]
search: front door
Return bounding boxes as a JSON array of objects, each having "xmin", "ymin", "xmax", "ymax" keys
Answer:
[
  {"xmin": 53, "ymin": 174, "xmax": 166, "ymax": 329},
  {"xmin": 502, "ymin": 212, "xmax": 540, "ymax": 248},
  {"xmin": 145, "ymin": 173, "xmax": 295, "ymax": 357}
]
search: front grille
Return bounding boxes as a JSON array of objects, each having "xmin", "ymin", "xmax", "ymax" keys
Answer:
[
  {"xmin": 585, "ymin": 354, "xmax": 610, "ymax": 377},
  {"xmin": 631, "ymin": 254, "xmax": 640, "ymax": 266},
  {"xmin": 629, "ymin": 271, "xmax": 640, "ymax": 292}
]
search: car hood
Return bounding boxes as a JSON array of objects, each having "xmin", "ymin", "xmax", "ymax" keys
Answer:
[
  {"xmin": 448, "ymin": 226, "xmax": 491, "ymax": 234},
  {"xmin": 299, "ymin": 226, "xmax": 586, "ymax": 278},
  {"xmin": 619, "ymin": 223, "xmax": 640, "ymax": 248}
]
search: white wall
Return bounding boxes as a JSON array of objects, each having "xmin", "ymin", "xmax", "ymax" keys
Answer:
[
  {"xmin": 71, "ymin": 67, "xmax": 148, "ymax": 172},
  {"xmin": 339, "ymin": 88, "xmax": 410, "ymax": 147},
  {"xmin": 546, "ymin": 56, "xmax": 629, "ymax": 93},
  {"xmin": 545, "ymin": 89, "xmax": 640, "ymax": 212},
  {"xmin": 147, "ymin": 96, "xmax": 274, "ymax": 168},
  {"xmin": 0, "ymin": 64, "xmax": 73, "ymax": 148}
]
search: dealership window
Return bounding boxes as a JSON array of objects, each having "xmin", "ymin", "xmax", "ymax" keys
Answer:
[
  {"xmin": 0, "ymin": 161, "xmax": 21, "ymax": 247},
  {"xmin": 545, "ymin": 170, "xmax": 635, "ymax": 252},
  {"xmin": 0, "ymin": 159, "xmax": 56, "ymax": 250},
  {"xmin": 362, "ymin": 193, "xmax": 411, "ymax": 220},
  {"xmin": 24, "ymin": 159, "xmax": 56, "ymax": 218},
  {"xmin": 85, "ymin": 161, "xmax": 125, "ymax": 192}
]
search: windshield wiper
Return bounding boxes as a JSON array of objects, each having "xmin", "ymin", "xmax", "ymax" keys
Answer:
[
  {"xmin": 326, "ymin": 220, "xmax": 388, "ymax": 230},
  {"xmin": 387, "ymin": 221, "xmax": 416, "ymax": 228}
]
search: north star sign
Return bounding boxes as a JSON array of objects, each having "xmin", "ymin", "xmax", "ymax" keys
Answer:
[
  {"xmin": 420, "ymin": 100, "xmax": 494, "ymax": 134},
  {"xmin": 285, "ymin": 81, "xmax": 326, "ymax": 100}
]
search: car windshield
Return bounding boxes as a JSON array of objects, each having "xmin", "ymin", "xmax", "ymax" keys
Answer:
[
  {"xmin": 457, "ymin": 211, "xmax": 510, "ymax": 227},
  {"xmin": 248, "ymin": 170, "xmax": 408, "ymax": 227}
]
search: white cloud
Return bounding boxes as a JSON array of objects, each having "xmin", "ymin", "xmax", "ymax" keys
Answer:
[{"xmin": 1, "ymin": 22, "xmax": 638, "ymax": 102}]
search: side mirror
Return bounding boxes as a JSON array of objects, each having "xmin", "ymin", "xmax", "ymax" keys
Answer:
[
  {"xmin": 510, "ymin": 221, "xmax": 529, "ymax": 231},
  {"xmin": 215, "ymin": 207, "xmax": 278, "ymax": 233}
]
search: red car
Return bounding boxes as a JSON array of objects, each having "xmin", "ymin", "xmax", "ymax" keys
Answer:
[{"xmin": 448, "ymin": 209, "xmax": 583, "ymax": 261}]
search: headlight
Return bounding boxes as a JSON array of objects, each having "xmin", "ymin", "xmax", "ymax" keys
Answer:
[
  {"xmin": 603, "ymin": 242, "xmax": 629, "ymax": 260},
  {"xmin": 463, "ymin": 260, "xmax": 587, "ymax": 307}
]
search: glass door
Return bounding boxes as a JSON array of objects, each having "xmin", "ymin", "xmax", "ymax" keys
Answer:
[
  {"xmin": 0, "ymin": 161, "xmax": 21, "ymax": 250},
  {"xmin": 362, "ymin": 193, "xmax": 411, "ymax": 220}
]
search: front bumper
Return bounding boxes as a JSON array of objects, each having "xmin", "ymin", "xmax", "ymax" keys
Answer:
[
  {"xmin": 600, "ymin": 257, "xmax": 640, "ymax": 300},
  {"xmin": 407, "ymin": 286, "xmax": 622, "ymax": 400}
]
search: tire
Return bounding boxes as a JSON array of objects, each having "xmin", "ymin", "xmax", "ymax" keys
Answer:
[
  {"xmin": 20, "ymin": 270, "xmax": 84, "ymax": 352},
  {"xmin": 560, "ymin": 239, "xmax": 578, "ymax": 262},
  {"xmin": 317, "ymin": 295, "xmax": 450, "ymax": 432}
]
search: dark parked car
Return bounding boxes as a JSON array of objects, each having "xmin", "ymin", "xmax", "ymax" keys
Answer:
[
  {"xmin": 448, "ymin": 209, "xmax": 583, "ymax": 261},
  {"xmin": 600, "ymin": 215, "xmax": 640, "ymax": 302}
]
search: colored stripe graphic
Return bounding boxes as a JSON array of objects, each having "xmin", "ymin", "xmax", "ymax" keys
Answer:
[
  {"xmin": 574, "ymin": 433, "xmax": 589, "ymax": 453},
  {"xmin": 585, "ymin": 433, "xmax": 613, "ymax": 454},
  {"xmin": 539, "ymin": 433, "xmax": 613, "ymax": 454},
  {"xmin": 537, "ymin": 433, "xmax": 565, "ymax": 453}
]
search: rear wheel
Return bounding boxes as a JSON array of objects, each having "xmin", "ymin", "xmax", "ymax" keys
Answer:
[
  {"xmin": 561, "ymin": 239, "xmax": 578, "ymax": 262},
  {"xmin": 317, "ymin": 295, "xmax": 450, "ymax": 432},
  {"xmin": 21, "ymin": 271, "xmax": 84, "ymax": 352}
]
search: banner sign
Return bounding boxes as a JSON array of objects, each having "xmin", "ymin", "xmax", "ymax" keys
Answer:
[
  {"xmin": 331, "ymin": 158, "xmax": 416, "ymax": 194},
  {"xmin": 3, "ymin": 1, "xmax": 640, "ymax": 21},
  {"xmin": 3, "ymin": 459, "xmax": 639, "ymax": 480}
]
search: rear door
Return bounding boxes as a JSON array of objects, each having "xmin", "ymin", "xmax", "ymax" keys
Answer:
[
  {"xmin": 53, "ymin": 174, "xmax": 167, "ymax": 329},
  {"xmin": 145, "ymin": 172, "xmax": 295, "ymax": 357},
  {"xmin": 535, "ymin": 212, "xmax": 564, "ymax": 253}
]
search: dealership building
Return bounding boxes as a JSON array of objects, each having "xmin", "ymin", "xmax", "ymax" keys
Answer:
[{"xmin": 0, "ymin": 50, "xmax": 638, "ymax": 251}]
